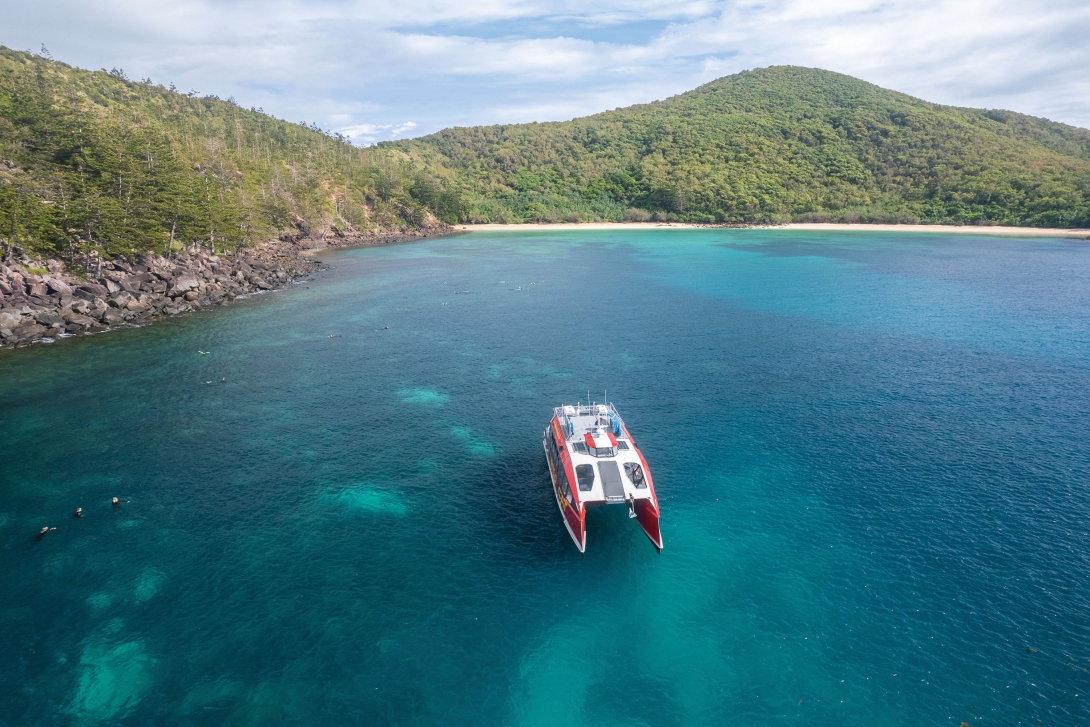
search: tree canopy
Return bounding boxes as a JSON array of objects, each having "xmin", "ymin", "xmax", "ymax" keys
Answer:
[
  {"xmin": 4, "ymin": 53, "xmax": 1088, "ymax": 266},
  {"xmin": 0, "ymin": 47, "xmax": 443, "ymax": 263},
  {"xmin": 393, "ymin": 66, "xmax": 1090, "ymax": 226}
]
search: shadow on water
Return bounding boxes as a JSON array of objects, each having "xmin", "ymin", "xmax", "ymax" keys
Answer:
[
  {"xmin": 470, "ymin": 439, "xmax": 662, "ymax": 562},
  {"xmin": 472, "ymin": 442, "xmax": 570, "ymax": 558}
]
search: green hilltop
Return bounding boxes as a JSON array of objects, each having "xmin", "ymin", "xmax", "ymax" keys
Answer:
[
  {"xmin": 0, "ymin": 47, "xmax": 445, "ymax": 264},
  {"xmin": 3, "ymin": 51, "xmax": 1089, "ymax": 266},
  {"xmin": 394, "ymin": 66, "xmax": 1090, "ymax": 226}
]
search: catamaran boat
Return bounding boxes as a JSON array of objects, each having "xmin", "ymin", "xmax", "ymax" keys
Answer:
[{"xmin": 543, "ymin": 403, "xmax": 662, "ymax": 553}]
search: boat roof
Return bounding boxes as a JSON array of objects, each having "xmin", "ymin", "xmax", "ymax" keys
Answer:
[{"xmin": 551, "ymin": 403, "xmax": 652, "ymax": 504}]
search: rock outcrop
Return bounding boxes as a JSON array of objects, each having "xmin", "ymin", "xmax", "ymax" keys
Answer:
[
  {"xmin": 0, "ymin": 240, "xmax": 317, "ymax": 349},
  {"xmin": 0, "ymin": 224, "xmax": 453, "ymax": 351}
]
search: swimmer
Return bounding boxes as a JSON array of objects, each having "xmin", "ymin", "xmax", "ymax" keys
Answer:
[
  {"xmin": 36, "ymin": 526, "xmax": 56, "ymax": 541},
  {"xmin": 112, "ymin": 497, "xmax": 120, "ymax": 508},
  {"xmin": 73, "ymin": 507, "xmax": 83, "ymax": 518}
]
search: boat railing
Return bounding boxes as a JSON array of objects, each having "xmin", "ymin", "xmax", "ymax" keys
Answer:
[{"xmin": 559, "ymin": 403, "xmax": 627, "ymax": 439}]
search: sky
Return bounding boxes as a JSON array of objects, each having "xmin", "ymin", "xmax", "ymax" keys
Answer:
[{"xmin": 4, "ymin": 0, "xmax": 1090, "ymax": 144}]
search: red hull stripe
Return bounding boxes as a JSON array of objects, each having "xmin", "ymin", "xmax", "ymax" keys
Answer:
[{"xmin": 635, "ymin": 498, "xmax": 663, "ymax": 550}]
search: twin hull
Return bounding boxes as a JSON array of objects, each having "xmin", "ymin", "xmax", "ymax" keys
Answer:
[{"xmin": 544, "ymin": 408, "xmax": 662, "ymax": 553}]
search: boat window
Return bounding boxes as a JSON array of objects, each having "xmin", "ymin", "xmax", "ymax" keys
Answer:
[
  {"xmin": 624, "ymin": 462, "xmax": 647, "ymax": 489},
  {"xmin": 575, "ymin": 464, "xmax": 595, "ymax": 491},
  {"xmin": 571, "ymin": 441, "xmax": 588, "ymax": 454},
  {"xmin": 547, "ymin": 433, "xmax": 564, "ymax": 467},
  {"xmin": 547, "ymin": 434, "xmax": 576, "ymax": 505},
  {"xmin": 592, "ymin": 446, "xmax": 615, "ymax": 458},
  {"xmin": 560, "ymin": 473, "xmax": 574, "ymax": 504},
  {"xmin": 555, "ymin": 456, "xmax": 575, "ymax": 504}
]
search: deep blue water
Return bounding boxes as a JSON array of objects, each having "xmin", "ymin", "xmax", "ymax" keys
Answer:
[{"xmin": 2, "ymin": 229, "xmax": 1090, "ymax": 726}]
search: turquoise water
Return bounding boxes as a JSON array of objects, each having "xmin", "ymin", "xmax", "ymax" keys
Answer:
[{"xmin": 2, "ymin": 229, "xmax": 1090, "ymax": 726}]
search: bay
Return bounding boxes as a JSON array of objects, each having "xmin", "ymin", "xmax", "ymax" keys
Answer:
[{"xmin": 2, "ymin": 229, "xmax": 1089, "ymax": 726}]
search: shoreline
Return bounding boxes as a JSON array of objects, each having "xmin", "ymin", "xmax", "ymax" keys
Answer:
[
  {"xmin": 0, "ymin": 226, "xmax": 452, "ymax": 352},
  {"xmin": 5, "ymin": 219, "xmax": 1087, "ymax": 352},
  {"xmin": 456, "ymin": 222, "xmax": 1090, "ymax": 238}
]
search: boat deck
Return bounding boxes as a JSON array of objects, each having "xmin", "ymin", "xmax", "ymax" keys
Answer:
[{"xmin": 554, "ymin": 404, "xmax": 652, "ymax": 505}]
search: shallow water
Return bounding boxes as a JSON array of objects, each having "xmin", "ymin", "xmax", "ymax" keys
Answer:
[{"xmin": 2, "ymin": 229, "xmax": 1089, "ymax": 726}]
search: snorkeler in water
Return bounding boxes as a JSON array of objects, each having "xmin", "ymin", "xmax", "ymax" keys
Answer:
[{"xmin": 72, "ymin": 508, "xmax": 83, "ymax": 518}]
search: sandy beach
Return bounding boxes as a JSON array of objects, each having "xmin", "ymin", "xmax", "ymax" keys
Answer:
[{"xmin": 456, "ymin": 222, "xmax": 1090, "ymax": 238}]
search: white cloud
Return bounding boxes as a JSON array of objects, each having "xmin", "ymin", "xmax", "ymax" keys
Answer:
[
  {"xmin": 340, "ymin": 121, "xmax": 418, "ymax": 145},
  {"xmin": 5, "ymin": 0, "xmax": 1089, "ymax": 142}
]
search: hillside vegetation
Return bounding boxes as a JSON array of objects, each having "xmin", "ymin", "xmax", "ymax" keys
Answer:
[
  {"xmin": 3, "ymin": 52, "xmax": 1089, "ymax": 269},
  {"xmin": 0, "ymin": 48, "xmax": 448, "ymax": 266},
  {"xmin": 393, "ymin": 66, "xmax": 1090, "ymax": 226}
]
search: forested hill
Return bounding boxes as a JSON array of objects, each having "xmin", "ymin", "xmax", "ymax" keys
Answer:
[
  {"xmin": 0, "ymin": 48, "xmax": 449, "ymax": 264},
  {"xmin": 4, "ymin": 52, "xmax": 1089, "ymax": 268},
  {"xmin": 393, "ymin": 66, "xmax": 1090, "ymax": 226}
]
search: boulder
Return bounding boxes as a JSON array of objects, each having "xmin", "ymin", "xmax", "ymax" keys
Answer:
[
  {"xmin": 171, "ymin": 273, "xmax": 200, "ymax": 293},
  {"xmin": 75, "ymin": 283, "xmax": 109, "ymax": 299},
  {"xmin": 46, "ymin": 278, "xmax": 73, "ymax": 296},
  {"xmin": 14, "ymin": 323, "xmax": 47, "ymax": 341},
  {"xmin": 251, "ymin": 277, "xmax": 272, "ymax": 290},
  {"xmin": 101, "ymin": 309, "xmax": 125, "ymax": 325},
  {"xmin": 67, "ymin": 314, "xmax": 96, "ymax": 327},
  {"xmin": 26, "ymin": 282, "xmax": 49, "ymax": 297},
  {"xmin": 108, "ymin": 291, "xmax": 133, "ymax": 308},
  {"xmin": 104, "ymin": 279, "xmax": 121, "ymax": 295},
  {"xmin": 183, "ymin": 290, "xmax": 200, "ymax": 301},
  {"xmin": 0, "ymin": 328, "xmax": 12, "ymax": 339},
  {"xmin": 34, "ymin": 312, "xmax": 65, "ymax": 328},
  {"xmin": 0, "ymin": 280, "xmax": 13, "ymax": 296},
  {"xmin": 0, "ymin": 311, "xmax": 20, "ymax": 329}
]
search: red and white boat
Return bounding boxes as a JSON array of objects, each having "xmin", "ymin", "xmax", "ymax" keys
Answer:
[{"xmin": 543, "ymin": 403, "xmax": 662, "ymax": 553}]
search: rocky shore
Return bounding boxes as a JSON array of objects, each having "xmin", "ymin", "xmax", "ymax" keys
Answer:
[{"xmin": 0, "ymin": 225, "xmax": 451, "ymax": 351}]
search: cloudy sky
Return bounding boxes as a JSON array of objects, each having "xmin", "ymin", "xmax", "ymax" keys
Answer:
[{"xmin": 4, "ymin": 0, "xmax": 1089, "ymax": 144}]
